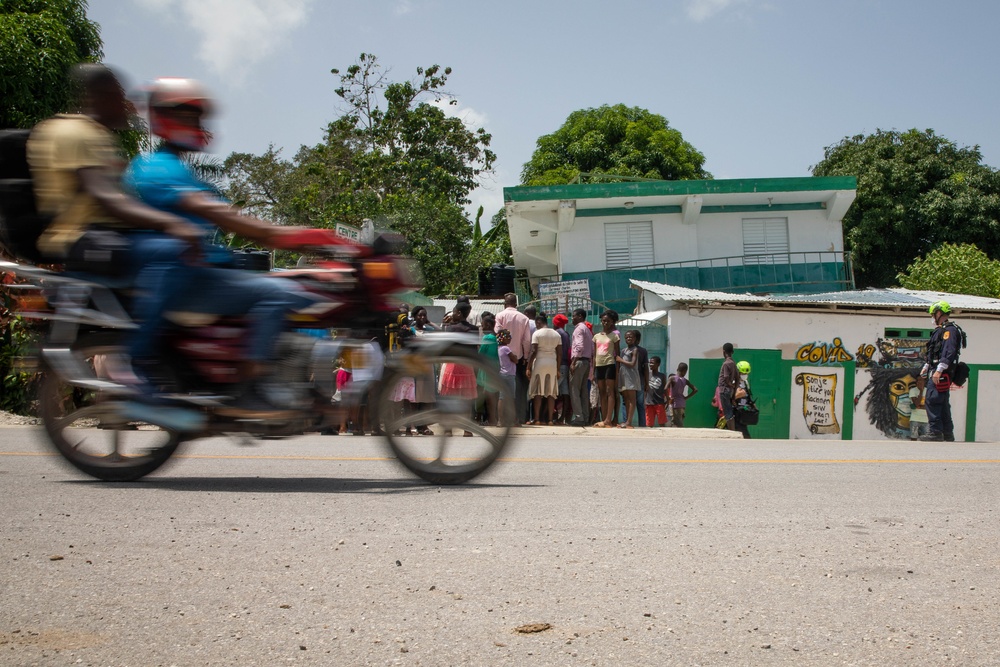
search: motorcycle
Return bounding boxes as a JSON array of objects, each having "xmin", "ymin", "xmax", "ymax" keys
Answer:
[{"xmin": 0, "ymin": 229, "xmax": 512, "ymax": 485}]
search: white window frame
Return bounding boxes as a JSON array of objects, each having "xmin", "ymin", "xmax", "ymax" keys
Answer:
[{"xmin": 605, "ymin": 221, "xmax": 654, "ymax": 270}]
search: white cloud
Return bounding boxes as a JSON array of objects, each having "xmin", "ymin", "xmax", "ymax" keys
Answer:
[
  {"xmin": 134, "ymin": 0, "xmax": 313, "ymax": 81},
  {"xmin": 686, "ymin": 0, "xmax": 750, "ymax": 22},
  {"xmin": 468, "ymin": 179, "xmax": 505, "ymax": 222},
  {"xmin": 430, "ymin": 97, "xmax": 490, "ymax": 131},
  {"xmin": 426, "ymin": 99, "xmax": 498, "ymax": 219},
  {"xmin": 393, "ymin": 0, "xmax": 414, "ymax": 17}
]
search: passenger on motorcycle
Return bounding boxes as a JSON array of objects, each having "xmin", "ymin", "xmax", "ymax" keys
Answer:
[
  {"xmin": 123, "ymin": 77, "xmax": 317, "ymax": 418},
  {"xmin": 27, "ymin": 64, "xmax": 204, "ymax": 380}
]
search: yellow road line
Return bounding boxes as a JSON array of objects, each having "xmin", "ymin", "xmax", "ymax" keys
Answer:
[{"xmin": 3, "ymin": 451, "xmax": 1000, "ymax": 464}]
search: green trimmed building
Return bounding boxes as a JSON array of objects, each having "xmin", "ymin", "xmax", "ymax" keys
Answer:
[{"xmin": 504, "ymin": 176, "xmax": 858, "ymax": 313}]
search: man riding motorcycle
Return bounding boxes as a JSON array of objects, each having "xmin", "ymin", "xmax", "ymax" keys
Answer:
[{"xmin": 123, "ymin": 77, "xmax": 318, "ymax": 418}]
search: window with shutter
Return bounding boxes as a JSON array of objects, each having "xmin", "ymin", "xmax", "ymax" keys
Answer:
[
  {"xmin": 605, "ymin": 222, "xmax": 654, "ymax": 269},
  {"xmin": 742, "ymin": 217, "xmax": 789, "ymax": 265}
]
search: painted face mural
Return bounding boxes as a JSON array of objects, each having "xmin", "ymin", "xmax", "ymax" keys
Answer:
[
  {"xmin": 858, "ymin": 367, "xmax": 920, "ymax": 438},
  {"xmin": 850, "ymin": 335, "xmax": 929, "ymax": 440},
  {"xmin": 889, "ymin": 373, "xmax": 917, "ymax": 427}
]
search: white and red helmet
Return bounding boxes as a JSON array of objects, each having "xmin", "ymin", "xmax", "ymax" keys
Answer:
[{"xmin": 147, "ymin": 77, "xmax": 214, "ymax": 151}]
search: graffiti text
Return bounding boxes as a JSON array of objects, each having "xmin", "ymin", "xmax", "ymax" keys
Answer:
[{"xmin": 796, "ymin": 338, "xmax": 854, "ymax": 365}]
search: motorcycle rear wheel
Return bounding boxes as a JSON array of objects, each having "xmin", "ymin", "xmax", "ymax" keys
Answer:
[
  {"xmin": 379, "ymin": 342, "xmax": 514, "ymax": 485},
  {"xmin": 38, "ymin": 332, "xmax": 184, "ymax": 482}
]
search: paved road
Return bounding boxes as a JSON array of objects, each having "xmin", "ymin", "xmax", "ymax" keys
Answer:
[{"xmin": 2, "ymin": 426, "xmax": 999, "ymax": 666}]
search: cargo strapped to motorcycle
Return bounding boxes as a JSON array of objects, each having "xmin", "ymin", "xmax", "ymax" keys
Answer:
[{"xmin": 0, "ymin": 129, "xmax": 50, "ymax": 263}]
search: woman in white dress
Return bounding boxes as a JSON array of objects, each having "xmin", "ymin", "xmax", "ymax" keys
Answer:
[{"xmin": 526, "ymin": 314, "xmax": 563, "ymax": 425}]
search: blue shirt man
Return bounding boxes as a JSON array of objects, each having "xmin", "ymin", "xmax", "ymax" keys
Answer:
[{"xmin": 125, "ymin": 78, "xmax": 315, "ymax": 417}]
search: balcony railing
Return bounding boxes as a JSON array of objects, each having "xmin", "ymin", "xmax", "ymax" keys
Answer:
[{"xmin": 516, "ymin": 251, "xmax": 855, "ymax": 309}]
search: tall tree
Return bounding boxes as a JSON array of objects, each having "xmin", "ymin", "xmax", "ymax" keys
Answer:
[
  {"xmin": 330, "ymin": 53, "xmax": 495, "ymax": 207},
  {"xmin": 221, "ymin": 54, "xmax": 495, "ymax": 293},
  {"xmin": 1, "ymin": 0, "xmax": 103, "ymax": 129},
  {"xmin": 520, "ymin": 104, "xmax": 711, "ymax": 186},
  {"xmin": 812, "ymin": 129, "xmax": 1000, "ymax": 288}
]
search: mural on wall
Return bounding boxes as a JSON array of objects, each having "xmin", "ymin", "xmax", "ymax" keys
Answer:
[
  {"xmin": 794, "ymin": 372, "xmax": 841, "ymax": 434},
  {"xmin": 853, "ymin": 337, "xmax": 928, "ymax": 439},
  {"xmin": 790, "ymin": 339, "xmax": 851, "ymax": 438},
  {"xmin": 791, "ymin": 335, "xmax": 928, "ymax": 440},
  {"xmin": 855, "ymin": 367, "xmax": 919, "ymax": 438},
  {"xmin": 854, "ymin": 344, "xmax": 877, "ymax": 367}
]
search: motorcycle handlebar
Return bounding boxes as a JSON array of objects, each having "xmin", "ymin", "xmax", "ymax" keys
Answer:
[{"xmin": 270, "ymin": 228, "xmax": 373, "ymax": 258}]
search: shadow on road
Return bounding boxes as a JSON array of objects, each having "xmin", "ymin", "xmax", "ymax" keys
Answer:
[{"xmin": 62, "ymin": 476, "xmax": 541, "ymax": 494}]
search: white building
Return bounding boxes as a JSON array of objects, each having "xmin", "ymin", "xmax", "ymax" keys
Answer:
[
  {"xmin": 504, "ymin": 176, "xmax": 858, "ymax": 314},
  {"xmin": 632, "ymin": 280, "xmax": 1000, "ymax": 442}
]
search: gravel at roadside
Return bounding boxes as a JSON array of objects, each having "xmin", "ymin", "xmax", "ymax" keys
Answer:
[{"xmin": 0, "ymin": 410, "xmax": 40, "ymax": 426}]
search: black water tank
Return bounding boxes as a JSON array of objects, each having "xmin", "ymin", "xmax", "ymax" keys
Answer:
[
  {"xmin": 479, "ymin": 264, "xmax": 515, "ymax": 297},
  {"xmin": 491, "ymin": 264, "xmax": 516, "ymax": 296},
  {"xmin": 477, "ymin": 267, "xmax": 493, "ymax": 297}
]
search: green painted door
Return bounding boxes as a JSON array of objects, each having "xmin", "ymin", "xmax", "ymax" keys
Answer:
[
  {"xmin": 734, "ymin": 349, "xmax": 785, "ymax": 439},
  {"xmin": 686, "ymin": 358, "xmax": 722, "ymax": 428},
  {"xmin": 686, "ymin": 349, "xmax": 786, "ymax": 437}
]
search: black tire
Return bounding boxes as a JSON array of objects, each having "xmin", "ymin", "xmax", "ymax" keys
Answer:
[
  {"xmin": 38, "ymin": 332, "xmax": 184, "ymax": 482},
  {"xmin": 378, "ymin": 342, "xmax": 513, "ymax": 484}
]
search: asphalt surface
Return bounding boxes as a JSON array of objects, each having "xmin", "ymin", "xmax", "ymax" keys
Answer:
[{"xmin": 2, "ymin": 425, "xmax": 999, "ymax": 666}]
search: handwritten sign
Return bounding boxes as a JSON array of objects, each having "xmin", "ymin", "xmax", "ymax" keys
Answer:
[{"xmin": 795, "ymin": 372, "xmax": 841, "ymax": 435}]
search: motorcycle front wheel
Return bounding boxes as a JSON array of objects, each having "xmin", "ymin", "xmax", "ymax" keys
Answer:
[
  {"xmin": 378, "ymin": 342, "xmax": 514, "ymax": 485},
  {"xmin": 38, "ymin": 332, "xmax": 184, "ymax": 482}
]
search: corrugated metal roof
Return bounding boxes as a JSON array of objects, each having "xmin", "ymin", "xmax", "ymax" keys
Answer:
[
  {"xmin": 630, "ymin": 280, "xmax": 762, "ymax": 303},
  {"xmin": 631, "ymin": 280, "xmax": 1000, "ymax": 313}
]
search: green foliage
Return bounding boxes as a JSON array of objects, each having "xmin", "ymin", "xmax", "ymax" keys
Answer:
[
  {"xmin": 0, "ymin": 273, "xmax": 40, "ymax": 415},
  {"xmin": 897, "ymin": 243, "xmax": 1000, "ymax": 298},
  {"xmin": 812, "ymin": 129, "xmax": 1000, "ymax": 288},
  {"xmin": 520, "ymin": 104, "xmax": 711, "ymax": 186},
  {"xmin": 475, "ymin": 208, "xmax": 513, "ymax": 267},
  {"xmin": 376, "ymin": 193, "xmax": 473, "ymax": 295},
  {"xmin": 0, "ymin": 0, "xmax": 103, "ymax": 128}
]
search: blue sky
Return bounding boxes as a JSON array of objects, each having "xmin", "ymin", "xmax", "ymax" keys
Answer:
[{"xmin": 88, "ymin": 0, "xmax": 1000, "ymax": 222}]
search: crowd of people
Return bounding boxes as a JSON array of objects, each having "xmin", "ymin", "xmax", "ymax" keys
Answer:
[
  {"xmin": 326, "ymin": 292, "xmax": 709, "ymax": 435},
  {"xmin": 333, "ymin": 299, "xmax": 963, "ymax": 442}
]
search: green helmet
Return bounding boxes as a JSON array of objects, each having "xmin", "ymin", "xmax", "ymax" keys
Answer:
[
  {"xmin": 928, "ymin": 301, "xmax": 952, "ymax": 316},
  {"xmin": 736, "ymin": 360, "xmax": 751, "ymax": 374}
]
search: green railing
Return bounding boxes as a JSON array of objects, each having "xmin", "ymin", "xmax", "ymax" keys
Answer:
[{"xmin": 516, "ymin": 251, "xmax": 855, "ymax": 315}]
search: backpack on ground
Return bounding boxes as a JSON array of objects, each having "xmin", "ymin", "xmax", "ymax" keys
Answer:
[{"xmin": 0, "ymin": 128, "xmax": 49, "ymax": 263}]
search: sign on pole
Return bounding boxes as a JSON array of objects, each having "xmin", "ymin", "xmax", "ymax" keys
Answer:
[
  {"xmin": 335, "ymin": 223, "xmax": 360, "ymax": 241},
  {"xmin": 538, "ymin": 279, "xmax": 591, "ymax": 315}
]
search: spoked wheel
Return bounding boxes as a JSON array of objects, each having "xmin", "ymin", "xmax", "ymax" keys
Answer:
[
  {"xmin": 38, "ymin": 332, "xmax": 184, "ymax": 482},
  {"xmin": 379, "ymin": 343, "xmax": 514, "ymax": 484}
]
